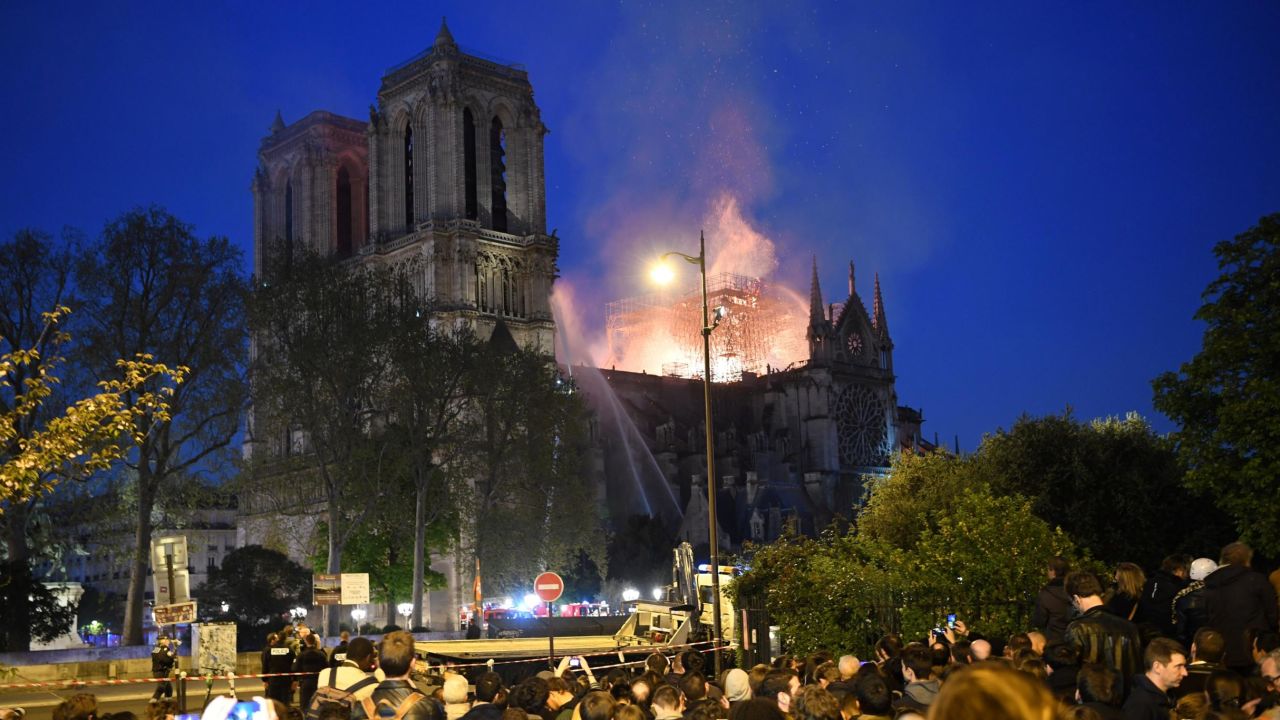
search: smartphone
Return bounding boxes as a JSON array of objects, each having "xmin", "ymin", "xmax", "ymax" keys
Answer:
[
  {"xmin": 569, "ymin": 657, "xmax": 581, "ymax": 667},
  {"xmin": 946, "ymin": 613, "xmax": 957, "ymax": 629}
]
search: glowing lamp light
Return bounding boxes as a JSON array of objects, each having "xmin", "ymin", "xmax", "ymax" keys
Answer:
[
  {"xmin": 649, "ymin": 262, "xmax": 676, "ymax": 286},
  {"xmin": 397, "ymin": 603, "xmax": 413, "ymax": 619},
  {"xmin": 351, "ymin": 608, "xmax": 367, "ymax": 623},
  {"xmin": 621, "ymin": 588, "xmax": 640, "ymax": 602},
  {"xmin": 521, "ymin": 593, "xmax": 540, "ymax": 610},
  {"xmin": 652, "ymin": 587, "xmax": 664, "ymax": 601}
]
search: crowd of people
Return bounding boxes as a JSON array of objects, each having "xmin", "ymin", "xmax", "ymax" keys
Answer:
[{"xmin": 21, "ymin": 541, "xmax": 1280, "ymax": 720}]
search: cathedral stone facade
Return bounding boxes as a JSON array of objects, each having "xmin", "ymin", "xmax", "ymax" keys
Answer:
[
  {"xmin": 251, "ymin": 20, "xmax": 557, "ymax": 352},
  {"xmin": 587, "ymin": 260, "xmax": 929, "ymax": 554}
]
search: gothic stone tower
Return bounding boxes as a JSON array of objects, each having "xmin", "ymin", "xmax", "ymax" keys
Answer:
[{"xmin": 252, "ymin": 20, "xmax": 557, "ymax": 351}]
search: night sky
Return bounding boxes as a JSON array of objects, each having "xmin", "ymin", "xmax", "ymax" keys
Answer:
[{"xmin": 3, "ymin": 2, "xmax": 1278, "ymax": 449}]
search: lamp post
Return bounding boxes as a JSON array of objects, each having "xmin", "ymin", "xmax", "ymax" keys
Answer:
[{"xmin": 652, "ymin": 230, "xmax": 724, "ymax": 677}]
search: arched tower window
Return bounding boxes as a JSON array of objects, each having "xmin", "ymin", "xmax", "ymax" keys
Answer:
[
  {"xmin": 490, "ymin": 116, "xmax": 508, "ymax": 233},
  {"xmin": 336, "ymin": 166, "xmax": 353, "ymax": 257},
  {"xmin": 403, "ymin": 125, "xmax": 415, "ymax": 228},
  {"xmin": 463, "ymin": 109, "xmax": 478, "ymax": 220}
]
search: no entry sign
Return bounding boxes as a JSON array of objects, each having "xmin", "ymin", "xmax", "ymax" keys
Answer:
[{"xmin": 534, "ymin": 572, "xmax": 564, "ymax": 603}]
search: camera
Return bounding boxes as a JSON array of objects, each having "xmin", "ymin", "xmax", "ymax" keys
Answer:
[
  {"xmin": 946, "ymin": 613, "xmax": 956, "ymax": 628},
  {"xmin": 569, "ymin": 657, "xmax": 581, "ymax": 668}
]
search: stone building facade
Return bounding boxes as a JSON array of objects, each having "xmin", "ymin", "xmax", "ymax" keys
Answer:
[
  {"xmin": 250, "ymin": 20, "xmax": 557, "ymax": 352},
  {"xmin": 582, "ymin": 260, "xmax": 932, "ymax": 555}
]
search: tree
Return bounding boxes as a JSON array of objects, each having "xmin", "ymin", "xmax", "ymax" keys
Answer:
[
  {"xmin": 248, "ymin": 248, "xmax": 401, "ymax": 634},
  {"xmin": 196, "ymin": 545, "xmax": 311, "ymax": 650},
  {"xmin": 736, "ymin": 450, "xmax": 1081, "ymax": 656},
  {"xmin": 75, "ymin": 207, "xmax": 247, "ymax": 645},
  {"xmin": 464, "ymin": 349, "xmax": 606, "ymax": 594},
  {"xmin": 977, "ymin": 411, "xmax": 1233, "ymax": 566},
  {"xmin": 1153, "ymin": 213, "xmax": 1280, "ymax": 554},
  {"xmin": 2, "ymin": 229, "xmax": 184, "ymax": 650},
  {"xmin": 382, "ymin": 307, "xmax": 479, "ymax": 629}
]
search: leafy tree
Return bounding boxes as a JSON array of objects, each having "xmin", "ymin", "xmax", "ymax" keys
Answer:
[
  {"xmin": 0, "ymin": 560, "xmax": 78, "ymax": 649},
  {"xmin": 311, "ymin": 518, "xmax": 448, "ymax": 628},
  {"xmin": 76, "ymin": 207, "xmax": 247, "ymax": 645},
  {"xmin": 978, "ymin": 411, "xmax": 1232, "ymax": 566},
  {"xmin": 248, "ymin": 248, "xmax": 402, "ymax": 634},
  {"xmin": 1153, "ymin": 214, "xmax": 1280, "ymax": 554},
  {"xmin": 196, "ymin": 545, "xmax": 310, "ymax": 650},
  {"xmin": 2, "ymin": 229, "xmax": 184, "ymax": 650},
  {"xmin": 382, "ymin": 307, "xmax": 479, "ymax": 628},
  {"xmin": 464, "ymin": 349, "xmax": 606, "ymax": 594},
  {"xmin": 736, "ymin": 450, "xmax": 1081, "ymax": 656}
]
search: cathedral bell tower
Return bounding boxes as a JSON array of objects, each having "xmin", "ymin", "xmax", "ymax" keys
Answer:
[{"xmin": 253, "ymin": 19, "xmax": 558, "ymax": 352}]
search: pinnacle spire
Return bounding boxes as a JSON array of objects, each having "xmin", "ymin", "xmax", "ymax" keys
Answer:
[
  {"xmin": 434, "ymin": 17, "xmax": 458, "ymax": 51},
  {"xmin": 809, "ymin": 256, "xmax": 825, "ymax": 325},
  {"xmin": 270, "ymin": 110, "xmax": 285, "ymax": 134},
  {"xmin": 848, "ymin": 260, "xmax": 856, "ymax": 298},
  {"xmin": 872, "ymin": 273, "xmax": 889, "ymax": 337}
]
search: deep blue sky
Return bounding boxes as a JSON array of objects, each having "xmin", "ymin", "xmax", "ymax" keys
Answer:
[{"xmin": 3, "ymin": 2, "xmax": 1278, "ymax": 449}]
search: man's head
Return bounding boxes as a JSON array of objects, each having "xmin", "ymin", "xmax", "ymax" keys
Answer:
[
  {"xmin": 969, "ymin": 639, "xmax": 992, "ymax": 662},
  {"xmin": 1220, "ymin": 542, "xmax": 1253, "ymax": 568},
  {"xmin": 758, "ymin": 670, "xmax": 801, "ymax": 714},
  {"xmin": 345, "ymin": 638, "xmax": 376, "ymax": 671},
  {"xmin": 651, "ymin": 685, "xmax": 683, "ymax": 715},
  {"xmin": 579, "ymin": 692, "xmax": 615, "ymax": 720},
  {"xmin": 1253, "ymin": 630, "xmax": 1280, "ymax": 662},
  {"xmin": 1191, "ymin": 628, "xmax": 1225, "ymax": 664},
  {"xmin": 851, "ymin": 671, "xmax": 892, "ymax": 716},
  {"xmin": 157, "ymin": 636, "xmax": 171, "ymax": 647},
  {"xmin": 1048, "ymin": 556, "xmax": 1069, "ymax": 580},
  {"xmin": 646, "ymin": 653, "xmax": 670, "ymax": 676},
  {"xmin": 339, "ymin": 631, "xmax": 350, "ymax": 643},
  {"xmin": 377, "ymin": 631, "xmax": 418, "ymax": 678},
  {"xmin": 1075, "ymin": 663, "xmax": 1116, "ymax": 705},
  {"xmin": 836, "ymin": 655, "xmax": 858, "ymax": 680},
  {"xmin": 683, "ymin": 651, "xmax": 706, "ymax": 676},
  {"xmin": 443, "ymin": 674, "xmax": 470, "ymax": 705},
  {"xmin": 900, "ymin": 645, "xmax": 933, "ymax": 684},
  {"xmin": 1161, "ymin": 554, "xmax": 1191, "ymax": 580},
  {"xmin": 1005, "ymin": 634, "xmax": 1031, "ymax": 658},
  {"xmin": 1261, "ymin": 650, "xmax": 1280, "ymax": 695},
  {"xmin": 1064, "ymin": 571, "xmax": 1104, "ymax": 611},
  {"xmin": 679, "ymin": 672, "xmax": 707, "ymax": 703},
  {"xmin": 791, "ymin": 686, "xmax": 840, "ymax": 720},
  {"xmin": 1143, "ymin": 638, "xmax": 1188, "ymax": 692},
  {"xmin": 297, "ymin": 623, "xmax": 311, "ymax": 638},
  {"xmin": 475, "ymin": 671, "xmax": 505, "ymax": 704},
  {"xmin": 52, "ymin": 694, "xmax": 97, "ymax": 720},
  {"xmin": 509, "ymin": 678, "xmax": 550, "ymax": 714},
  {"xmin": 874, "ymin": 634, "xmax": 903, "ymax": 663},
  {"xmin": 1044, "ymin": 643, "xmax": 1080, "ymax": 671}
]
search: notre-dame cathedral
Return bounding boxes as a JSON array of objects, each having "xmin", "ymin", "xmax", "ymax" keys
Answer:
[
  {"xmin": 251, "ymin": 20, "xmax": 557, "ymax": 352},
  {"xmin": 243, "ymin": 21, "xmax": 928, "ymax": 622}
]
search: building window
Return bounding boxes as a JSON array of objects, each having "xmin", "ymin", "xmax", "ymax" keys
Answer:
[
  {"xmin": 463, "ymin": 108, "xmax": 477, "ymax": 220},
  {"xmin": 337, "ymin": 166, "xmax": 353, "ymax": 256},
  {"xmin": 207, "ymin": 555, "xmax": 216, "ymax": 570},
  {"xmin": 403, "ymin": 126, "xmax": 415, "ymax": 228},
  {"xmin": 490, "ymin": 116, "xmax": 507, "ymax": 232}
]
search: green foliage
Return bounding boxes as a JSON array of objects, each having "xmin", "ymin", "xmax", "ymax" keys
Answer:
[
  {"xmin": 1153, "ymin": 213, "xmax": 1280, "ymax": 554},
  {"xmin": 978, "ymin": 411, "xmax": 1232, "ymax": 565},
  {"xmin": 464, "ymin": 349, "xmax": 607, "ymax": 595},
  {"xmin": 196, "ymin": 545, "xmax": 310, "ymax": 648},
  {"xmin": 736, "ymin": 450, "xmax": 1081, "ymax": 656},
  {"xmin": 311, "ymin": 521, "xmax": 447, "ymax": 603},
  {"xmin": 0, "ymin": 560, "xmax": 79, "ymax": 648}
]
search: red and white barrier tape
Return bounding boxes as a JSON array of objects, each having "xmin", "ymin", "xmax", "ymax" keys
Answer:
[{"xmin": 0, "ymin": 640, "xmax": 731, "ymax": 690}]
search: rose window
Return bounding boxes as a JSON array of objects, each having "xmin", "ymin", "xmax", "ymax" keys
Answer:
[{"xmin": 835, "ymin": 384, "xmax": 889, "ymax": 466}]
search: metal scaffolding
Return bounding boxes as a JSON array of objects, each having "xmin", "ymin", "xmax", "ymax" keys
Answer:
[{"xmin": 605, "ymin": 272, "xmax": 807, "ymax": 382}]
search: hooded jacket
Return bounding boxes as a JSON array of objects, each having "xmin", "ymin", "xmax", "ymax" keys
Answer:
[{"xmin": 1204, "ymin": 563, "xmax": 1279, "ymax": 668}]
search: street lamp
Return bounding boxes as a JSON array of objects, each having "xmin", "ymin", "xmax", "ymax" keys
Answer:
[
  {"xmin": 651, "ymin": 230, "xmax": 725, "ymax": 677},
  {"xmin": 397, "ymin": 603, "xmax": 413, "ymax": 625},
  {"xmin": 290, "ymin": 606, "xmax": 308, "ymax": 622},
  {"xmin": 351, "ymin": 608, "xmax": 366, "ymax": 628}
]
